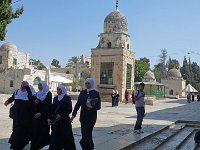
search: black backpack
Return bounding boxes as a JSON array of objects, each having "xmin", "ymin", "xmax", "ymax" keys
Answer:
[{"xmin": 132, "ymin": 90, "xmax": 140, "ymax": 104}]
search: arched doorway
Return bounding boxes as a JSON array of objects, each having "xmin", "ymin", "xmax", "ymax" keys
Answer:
[{"xmin": 169, "ymin": 89, "xmax": 173, "ymax": 95}]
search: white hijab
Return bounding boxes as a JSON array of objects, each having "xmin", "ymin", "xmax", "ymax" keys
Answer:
[
  {"xmin": 85, "ymin": 78, "xmax": 96, "ymax": 92},
  {"xmin": 36, "ymin": 81, "xmax": 50, "ymax": 101},
  {"xmin": 15, "ymin": 81, "xmax": 36, "ymax": 101},
  {"xmin": 57, "ymin": 84, "xmax": 67, "ymax": 101}
]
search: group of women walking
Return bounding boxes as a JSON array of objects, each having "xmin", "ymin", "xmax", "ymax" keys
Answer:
[{"xmin": 4, "ymin": 78, "xmax": 101, "ymax": 150}]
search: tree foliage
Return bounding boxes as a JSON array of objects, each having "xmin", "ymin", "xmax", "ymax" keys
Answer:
[
  {"xmin": 51, "ymin": 59, "xmax": 61, "ymax": 68},
  {"xmin": 158, "ymin": 48, "xmax": 168, "ymax": 78},
  {"xmin": 30, "ymin": 58, "xmax": 46, "ymax": 70},
  {"xmin": 134, "ymin": 57, "xmax": 150, "ymax": 82},
  {"xmin": 0, "ymin": 0, "xmax": 24, "ymax": 41},
  {"xmin": 66, "ymin": 56, "xmax": 80, "ymax": 77},
  {"xmin": 167, "ymin": 57, "xmax": 180, "ymax": 70}
]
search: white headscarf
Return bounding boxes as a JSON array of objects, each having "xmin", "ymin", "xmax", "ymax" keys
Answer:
[
  {"xmin": 15, "ymin": 81, "xmax": 36, "ymax": 101},
  {"xmin": 57, "ymin": 84, "xmax": 67, "ymax": 101},
  {"xmin": 36, "ymin": 81, "xmax": 50, "ymax": 101},
  {"xmin": 85, "ymin": 78, "xmax": 96, "ymax": 92}
]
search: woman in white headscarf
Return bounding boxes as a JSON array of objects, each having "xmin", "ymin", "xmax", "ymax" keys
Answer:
[
  {"xmin": 71, "ymin": 78, "xmax": 101, "ymax": 150},
  {"xmin": 31, "ymin": 81, "xmax": 52, "ymax": 150},
  {"xmin": 48, "ymin": 84, "xmax": 76, "ymax": 150},
  {"xmin": 4, "ymin": 81, "xmax": 35, "ymax": 150}
]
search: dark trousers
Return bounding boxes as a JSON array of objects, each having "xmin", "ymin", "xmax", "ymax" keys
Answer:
[
  {"xmin": 80, "ymin": 118, "xmax": 96, "ymax": 150},
  {"xmin": 134, "ymin": 107, "xmax": 145, "ymax": 130}
]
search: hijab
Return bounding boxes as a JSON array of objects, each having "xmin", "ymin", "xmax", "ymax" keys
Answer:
[
  {"xmin": 15, "ymin": 81, "xmax": 36, "ymax": 101},
  {"xmin": 57, "ymin": 84, "xmax": 67, "ymax": 101},
  {"xmin": 36, "ymin": 81, "xmax": 50, "ymax": 101},
  {"xmin": 85, "ymin": 78, "xmax": 96, "ymax": 92}
]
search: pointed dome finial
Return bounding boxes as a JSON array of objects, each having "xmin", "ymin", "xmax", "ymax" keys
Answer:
[{"xmin": 116, "ymin": 0, "xmax": 119, "ymax": 10}]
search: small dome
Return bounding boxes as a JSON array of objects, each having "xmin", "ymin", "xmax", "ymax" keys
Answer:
[
  {"xmin": 1, "ymin": 42, "xmax": 18, "ymax": 52},
  {"xmin": 104, "ymin": 10, "xmax": 128, "ymax": 34},
  {"xmin": 168, "ymin": 68, "xmax": 182, "ymax": 78},
  {"xmin": 144, "ymin": 71, "xmax": 155, "ymax": 80}
]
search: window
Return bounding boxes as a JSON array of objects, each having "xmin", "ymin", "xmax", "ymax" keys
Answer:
[
  {"xmin": 126, "ymin": 64, "xmax": 132, "ymax": 89},
  {"xmin": 127, "ymin": 44, "xmax": 130, "ymax": 49},
  {"xmin": 100, "ymin": 62, "xmax": 114, "ymax": 85},
  {"xmin": 0, "ymin": 56, "xmax": 2, "ymax": 64},
  {"xmin": 13, "ymin": 58, "xmax": 17, "ymax": 65},
  {"xmin": 107, "ymin": 42, "xmax": 112, "ymax": 48},
  {"xmin": 169, "ymin": 89, "xmax": 173, "ymax": 95},
  {"xmin": 10, "ymin": 80, "xmax": 14, "ymax": 87}
]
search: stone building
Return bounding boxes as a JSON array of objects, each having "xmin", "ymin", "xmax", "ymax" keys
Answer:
[
  {"xmin": 0, "ymin": 42, "xmax": 73, "ymax": 94},
  {"xmin": 91, "ymin": 8, "xmax": 135, "ymax": 101},
  {"xmin": 161, "ymin": 68, "xmax": 186, "ymax": 97}
]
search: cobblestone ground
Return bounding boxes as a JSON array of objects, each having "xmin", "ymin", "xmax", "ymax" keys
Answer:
[{"xmin": 0, "ymin": 95, "xmax": 200, "ymax": 150}]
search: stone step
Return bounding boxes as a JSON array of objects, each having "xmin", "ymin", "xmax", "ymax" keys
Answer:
[
  {"xmin": 178, "ymin": 130, "xmax": 198, "ymax": 150},
  {"xmin": 126, "ymin": 123, "xmax": 186, "ymax": 150},
  {"xmin": 156, "ymin": 127, "xmax": 194, "ymax": 150}
]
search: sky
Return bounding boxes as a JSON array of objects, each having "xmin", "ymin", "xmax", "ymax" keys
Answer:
[{"xmin": 1, "ymin": 0, "xmax": 200, "ymax": 68}]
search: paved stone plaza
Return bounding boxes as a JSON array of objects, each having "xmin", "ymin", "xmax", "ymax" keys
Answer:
[{"xmin": 0, "ymin": 95, "xmax": 200, "ymax": 150}]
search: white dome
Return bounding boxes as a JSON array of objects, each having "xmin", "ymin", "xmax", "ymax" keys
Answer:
[
  {"xmin": 144, "ymin": 71, "xmax": 155, "ymax": 80},
  {"xmin": 104, "ymin": 10, "xmax": 128, "ymax": 34},
  {"xmin": 1, "ymin": 42, "xmax": 18, "ymax": 52},
  {"xmin": 168, "ymin": 68, "xmax": 182, "ymax": 78}
]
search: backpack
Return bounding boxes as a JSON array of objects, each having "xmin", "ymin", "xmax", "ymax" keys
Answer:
[
  {"xmin": 132, "ymin": 90, "xmax": 139, "ymax": 104},
  {"xmin": 194, "ymin": 130, "xmax": 200, "ymax": 143}
]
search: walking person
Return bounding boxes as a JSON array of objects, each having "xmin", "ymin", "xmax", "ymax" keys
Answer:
[
  {"xmin": 111, "ymin": 90, "xmax": 116, "ymax": 107},
  {"xmin": 187, "ymin": 93, "xmax": 191, "ymax": 103},
  {"xmin": 134, "ymin": 82, "xmax": 145, "ymax": 134},
  {"xmin": 115, "ymin": 90, "xmax": 120, "ymax": 106},
  {"xmin": 197, "ymin": 93, "xmax": 200, "ymax": 101},
  {"xmin": 4, "ymin": 81, "xmax": 35, "ymax": 150},
  {"xmin": 71, "ymin": 78, "xmax": 101, "ymax": 150},
  {"xmin": 31, "ymin": 81, "xmax": 52, "ymax": 150},
  {"xmin": 48, "ymin": 84, "xmax": 76, "ymax": 150},
  {"xmin": 192, "ymin": 93, "xmax": 195, "ymax": 102},
  {"xmin": 125, "ymin": 89, "xmax": 129, "ymax": 104}
]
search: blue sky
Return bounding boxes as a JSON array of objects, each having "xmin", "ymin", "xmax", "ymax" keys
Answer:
[{"xmin": 1, "ymin": 0, "xmax": 200, "ymax": 68}]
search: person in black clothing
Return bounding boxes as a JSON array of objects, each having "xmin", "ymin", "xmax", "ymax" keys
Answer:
[
  {"xmin": 4, "ymin": 81, "xmax": 35, "ymax": 150},
  {"xmin": 48, "ymin": 84, "xmax": 76, "ymax": 150},
  {"xmin": 71, "ymin": 78, "xmax": 101, "ymax": 150},
  {"xmin": 197, "ymin": 93, "xmax": 200, "ymax": 101},
  {"xmin": 115, "ymin": 90, "xmax": 120, "ymax": 106},
  {"xmin": 30, "ymin": 81, "xmax": 52, "ymax": 150},
  {"xmin": 192, "ymin": 93, "xmax": 195, "ymax": 101},
  {"xmin": 111, "ymin": 90, "xmax": 116, "ymax": 107}
]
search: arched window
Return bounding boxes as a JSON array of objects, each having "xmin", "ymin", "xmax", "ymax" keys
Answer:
[
  {"xmin": 107, "ymin": 42, "xmax": 112, "ymax": 48},
  {"xmin": 169, "ymin": 89, "xmax": 173, "ymax": 95},
  {"xmin": 127, "ymin": 44, "xmax": 130, "ymax": 49},
  {"xmin": 33, "ymin": 77, "xmax": 41, "ymax": 85},
  {"xmin": 66, "ymin": 71, "xmax": 70, "ymax": 74}
]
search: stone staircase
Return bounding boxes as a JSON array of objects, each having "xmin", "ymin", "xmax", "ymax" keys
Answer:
[{"xmin": 122, "ymin": 120, "xmax": 200, "ymax": 150}]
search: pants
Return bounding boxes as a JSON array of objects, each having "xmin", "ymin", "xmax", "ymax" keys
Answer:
[{"xmin": 134, "ymin": 107, "xmax": 145, "ymax": 130}]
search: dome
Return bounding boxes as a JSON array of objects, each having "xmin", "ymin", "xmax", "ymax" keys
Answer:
[
  {"xmin": 144, "ymin": 71, "xmax": 155, "ymax": 80},
  {"xmin": 168, "ymin": 68, "xmax": 182, "ymax": 78},
  {"xmin": 104, "ymin": 9, "xmax": 128, "ymax": 34},
  {"xmin": 1, "ymin": 42, "xmax": 18, "ymax": 52}
]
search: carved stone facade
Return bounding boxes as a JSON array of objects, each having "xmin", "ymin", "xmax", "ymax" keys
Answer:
[{"xmin": 91, "ymin": 9, "xmax": 135, "ymax": 102}]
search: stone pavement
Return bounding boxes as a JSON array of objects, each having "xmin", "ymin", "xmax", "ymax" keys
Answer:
[{"xmin": 0, "ymin": 95, "xmax": 200, "ymax": 150}]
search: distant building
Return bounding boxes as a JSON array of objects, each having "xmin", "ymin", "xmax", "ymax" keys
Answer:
[
  {"xmin": 0, "ymin": 42, "xmax": 72, "ymax": 94},
  {"xmin": 161, "ymin": 68, "xmax": 186, "ymax": 97},
  {"xmin": 91, "ymin": 8, "xmax": 135, "ymax": 101}
]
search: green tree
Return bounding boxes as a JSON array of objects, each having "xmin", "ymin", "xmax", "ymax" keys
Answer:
[
  {"xmin": 180, "ymin": 56, "xmax": 191, "ymax": 84},
  {"xmin": 66, "ymin": 56, "xmax": 80, "ymax": 77},
  {"xmin": 134, "ymin": 57, "xmax": 150, "ymax": 82},
  {"xmin": 158, "ymin": 48, "xmax": 168, "ymax": 78},
  {"xmin": 51, "ymin": 59, "xmax": 61, "ymax": 68},
  {"xmin": 0, "ymin": 0, "xmax": 24, "ymax": 41},
  {"xmin": 167, "ymin": 57, "xmax": 180, "ymax": 70},
  {"xmin": 30, "ymin": 58, "xmax": 46, "ymax": 70},
  {"xmin": 153, "ymin": 63, "xmax": 162, "ymax": 82}
]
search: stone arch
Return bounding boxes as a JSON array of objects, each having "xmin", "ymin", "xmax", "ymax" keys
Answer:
[
  {"xmin": 33, "ymin": 76, "xmax": 41, "ymax": 85},
  {"xmin": 127, "ymin": 44, "xmax": 130, "ymax": 49},
  {"xmin": 107, "ymin": 42, "xmax": 112, "ymax": 48},
  {"xmin": 169, "ymin": 89, "xmax": 173, "ymax": 95}
]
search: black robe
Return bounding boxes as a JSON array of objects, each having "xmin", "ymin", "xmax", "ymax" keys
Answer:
[
  {"xmin": 49, "ymin": 95, "xmax": 76, "ymax": 150},
  {"xmin": 30, "ymin": 91, "xmax": 52, "ymax": 150},
  {"xmin": 72, "ymin": 89, "xmax": 101, "ymax": 150},
  {"xmin": 6, "ymin": 86, "xmax": 34, "ymax": 150}
]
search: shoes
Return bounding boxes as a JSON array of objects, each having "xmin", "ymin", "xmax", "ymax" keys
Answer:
[{"xmin": 134, "ymin": 129, "xmax": 144, "ymax": 134}]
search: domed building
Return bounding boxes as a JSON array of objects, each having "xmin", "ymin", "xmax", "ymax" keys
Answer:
[
  {"xmin": 135, "ymin": 71, "xmax": 165, "ymax": 98},
  {"xmin": 161, "ymin": 68, "xmax": 186, "ymax": 97},
  {"xmin": 91, "ymin": 7, "xmax": 135, "ymax": 101}
]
